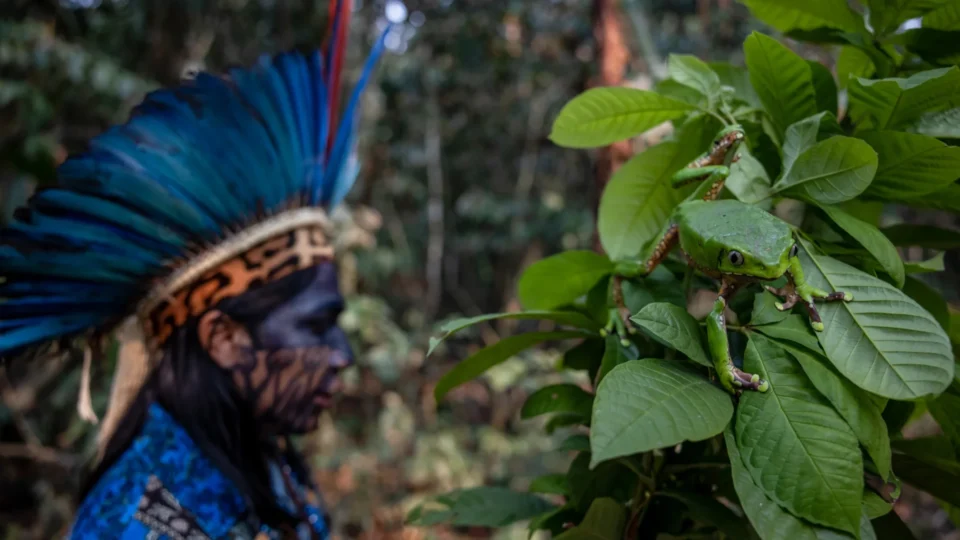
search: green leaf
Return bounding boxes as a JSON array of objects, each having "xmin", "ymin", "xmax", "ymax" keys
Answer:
[
  {"xmin": 710, "ymin": 62, "xmax": 762, "ymax": 108},
  {"xmin": 596, "ymin": 334, "xmax": 639, "ymax": 384},
  {"xmin": 406, "ymin": 487, "xmax": 556, "ymax": 527},
  {"xmin": 559, "ymin": 434, "xmax": 591, "ymax": 452},
  {"xmin": 891, "ymin": 439, "xmax": 960, "ymax": 506},
  {"xmin": 655, "ymin": 78, "xmax": 707, "ymax": 106},
  {"xmin": 429, "ymin": 311, "xmax": 602, "ymax": 356},
  {"xmin": 903, "ymin": 276, "xmax": 950, "ymax": 331},
  {"xmin": 901, "ymin": 184, "xmax": 960, "ymax": 213},
  {"xmin": 924, "ymin": 2, "xmax": 960, "ymax": 30},
  {"xmin": 808, "ymin": 60, "xmax": 839, "ymax": 115},
  {"xmin": 529, "ymin": 474, "xmax": 571, "ymax": 495},
  {"xmin": 926, "ymin": 381, "xmax": 960, "ymax": 449},
  {"xmin": 658, "ymin": 491, "xmax": 750, "ymax": 538},
  {"xmin": 903, "ymin": 252, "xmax": 945, "ymax": 274},
  {"xmin": 726, "ymin": 146, "xmax": 774, "ymax": 204},
  {"xmin": 435, "ymin": 331, "xmax": 587, "ymax": 402},
  {"xmin": 859, "ymin": 131, "xmax": 960, "ymax": 199},
  {"xmin": 518, "ymin": 251, "xmax": 614, "ymax": 310},
  {"xmin": 744, "ymin": 32, "xmax": 819, "ymax": 139},
  {"xmin": 547, "ymin": 413, "xmax": 589, "ymax": 434},
  {"xmin": 779, "ymin": 340, "xmax": 892, "ymax": 479},
  {"xmin": 863, "ymin": 490, "xmax": 894, "ymax": 519},
  {"xmin": 723, "ymin": 428, "xmax": 855, "ymax": 540},
  {"xmin": 781, "ymin": 112, "xmax": 843, "ymax": 176},
  {"xmin": 837, "ymin": 47, "xmax": 876, "ymax": 90},
  {"xmin": 754, "ymin": 315, "xmax": 825, "ymax": 355},
  {"xmin": 566, "ymin": 453, "xmax": 637, "ymax": 511},
  {"xmin": 739, "ymin": 0, "xmax": 865, "ymax": 33},
  {"xmin": 554, "ymin": 498, "xmax": 626, "ymax": 540},
  {"xmin": 590, "ymin": 359, "xmax": 733, "ymax": 466},
  {"xmin": 562, "ymin": 338, "xmax": 607, "ymax": 379},
  {"xmin": 848, "ymin": 67, "xmax": 960, "ymax": 130},
  {"xmin": 598, "ymin": 142, "xmax": 695, "ymax": 259},
  {"xmin": 521, "ymin": 383, "xmax": 594, "ymax": 420},
  {"xmin": 904, "ymin": 105, "xmax": 960, "ymax": 139},
  {"xmin": 798, "ymin": 240, "xmax": 955, "ymax": 399},
  {"xmin": 550, "ymin": 87, "xmax": 695, "ymax": 148},
  {"xmin": 773, "ymin": 136, "xmax": 878, "ymax": 204},
  {"xmin": 668, "ymin": 54, "xmax": 723, "ymax": 108},
  {"xmin": 750, "ymin": 291, "xmax": 790, "ymax": 326},
  {"xmin": 736, "ymin": 334, "xmax": 863, "ymax": 534},
  {"xmin": 881, "ymin": 224, "xmax": 960, "ymax": 250},
  {"xmin": 818, "ymin": 204, "xmax": 905, "ymax": 287},
  {"xmin": 867, "ymin": 0, "xmax": 949, "ymax": 36},
  {"xmin": 630, "ymin": 303, "xmax": 711, "ymax": 367}
]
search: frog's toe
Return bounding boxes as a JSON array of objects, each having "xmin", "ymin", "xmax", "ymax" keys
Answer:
[
  {"xmin": 843, "ymin": 292, "xmax": 854, "ymax": 302},
  {"xmin": 811, "ymin": 320, "xmax": 825, "ymax": 332},
  {"xmin": 774, "ymin": 302, "xmax": 785, "ymax": 311},
  {"xmin": 757, "ymin": 380, "xmax": 770, "ymax": 392}
]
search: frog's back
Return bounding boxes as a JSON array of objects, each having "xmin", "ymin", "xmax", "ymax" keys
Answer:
[{"xmin": 675, "ymin": 199, "xmax": 793, "ymax": 266}]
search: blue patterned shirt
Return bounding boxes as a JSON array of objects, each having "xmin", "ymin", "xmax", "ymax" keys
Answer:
[{"xmin": 69, "ymin": 404, "xmax": 330, "ymax": 539}]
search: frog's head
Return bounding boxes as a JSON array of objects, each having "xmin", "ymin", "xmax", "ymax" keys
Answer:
[
  {"xmin": 718, "ymin": 239, "xmax": 799, "ymax": 280},
  {"xmin": 711, "ymin": 125, "xmax": 746, "ymax": 165}
]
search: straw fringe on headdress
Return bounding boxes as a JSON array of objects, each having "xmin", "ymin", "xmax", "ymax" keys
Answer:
[{"xmin": 0, "ymin": 0, "xmax": 389, "ymax": 456}]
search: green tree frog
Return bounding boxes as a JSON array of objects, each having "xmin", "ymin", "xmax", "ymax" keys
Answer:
[{"xmin": 607, "ymin": 125, "xmax": 853, "ymax": 394}]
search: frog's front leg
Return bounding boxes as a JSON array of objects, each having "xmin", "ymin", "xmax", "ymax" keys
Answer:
[
  {"xmin": 603, "ymin": 224, "xmax": 681, "ymax": 344},
  {"xmin": 767, "ymin": 258, "xmax": 853, "ymax": 332},
  {"xmin": 708, "ymin": 279, "xmax": 769, "ymax": 394}
]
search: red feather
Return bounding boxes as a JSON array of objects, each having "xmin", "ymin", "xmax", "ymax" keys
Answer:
[{"xmin": 326, "ymin": 0, "xmax": 352, "ymax": 155}]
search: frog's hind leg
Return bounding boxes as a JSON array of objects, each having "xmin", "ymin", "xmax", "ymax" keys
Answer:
[
  {"xmin": 605, "ymin": 224, "xmax": 681, "ymax": 343},
  {"xmin": 708, "ymin": 279, "xmax": 769, "ymax": 394}
]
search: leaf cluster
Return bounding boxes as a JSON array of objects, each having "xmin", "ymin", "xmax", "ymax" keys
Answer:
[{"xmin": 414, "ymin": 1, "xmax": 960, "ymax": 537}]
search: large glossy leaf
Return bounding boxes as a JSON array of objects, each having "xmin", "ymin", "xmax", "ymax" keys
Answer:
[
  {"xmin": 554, "ymin": 498, "xmax": 626, "ymax": 540},
  {"xmin": 881, "ymin": 224, "xmax": 960, "ymax": 250},
  {"xmin": 428, "ymin": 310, "xmax": 602, "ymax": 356},
  {"xmin": 848, "ymin": 67, "xmax": 960, "ymax": 130},
  {"xmin": 736, "ymin": 334, "xmax": 863, "ymax": 534},
  {"xmin": 924, "ymin": 2, "xmax": 960, "ymax": 30},
  {"xmin": 797, "ymin": 240, "xmax": 954, "ymax": 399},
  {"xmin": 859, "ymin": 131, "xmax": 960, "ymax": 199},
  {"xmin": 518, "ymin": 251, "xmax": 614, "ymax": 310},
  {"xmin": 778, "ymin": 340, "xmax": 892, "ymax": 479},
  {"xmin": 904, "ymin": 252, "xmax": 945, "ymax": 274},
  {"xmin": 598, "ymin": 137, "xmax": 700, "ymax": 259},
  {"xmin": 668, "ymin": 54, "xmax": 722, "ymax": 108},
  {"xmin": 744, "ymin": 32, "xmax": 818, "ymax": 139},
  {"xmin": 434, "ymin": 331, "xmax": 586, "ymax": 401},
  {"xmin": 550, "ymin": 87, "xmax": 695, "ymax": 148},
  {"xmin": 739, "ymin": 0, "xmax": 864, "ymax": 33},
  {"xmin": 751, "ymin": 291, "xmax": 790, "ymax": 326},
  {"xmin": 590, "ymin": 359, "xmax": 733, "ymax": 466},
  {"xmin": 406, "ymin": 487, "xmax": 556, "ymax": 527},
  {"xmin": 867, "ymin": 0, "xmax": 950, "ymax": 35},
  {"xmin": 723, "ymin": 428, "xmax": 855, "ymax": 540},
  {"xmin": 902, "ymin": 183, "xmax": 960, "ymax": 212},
  {"xmin": 566, "ymin": 453, "xmax": 637, "ymax": 511},
  {"xmin": 710, "ymin": 62, "xmax": 762, "ymax": 108},
  {"xmin": 837, "ymin": 47, "xmax": 875, "ymax": 90},
  {"xmin": 818, "ymin": 204, "xmax": 905, "ymax": 287},
  {"xmin": 596, "ymin": 334, "xmax": 639, "ymax": 384},
  {"xmin": 630, "ymin": 302, "xmax": 711, "ymax": 367},
  {"xmin": 754, "ymin": 315, "xmax": 825, "ymax": 355},
  {"xmin": 773, "ymin": 136, "xmax": 877, "ymax": 204},
  {"xmin": 529, "ymin": 474, "xmax": 570, "ymax": 495}
]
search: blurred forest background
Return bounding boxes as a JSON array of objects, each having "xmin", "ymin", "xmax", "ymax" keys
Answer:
[{"xmin": 0, "ymin": 0, "xmax": 956, "ymax": 539}]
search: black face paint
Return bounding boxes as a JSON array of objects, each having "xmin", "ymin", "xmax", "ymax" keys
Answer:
[{"xmin": 213, "ymin": 262, "xmax": 355, "ymax": 434}]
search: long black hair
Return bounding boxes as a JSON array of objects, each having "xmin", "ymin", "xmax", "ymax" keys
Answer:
[{"xmin": 79, "ymin": 267, "xmax": 323, "ymax": 529}]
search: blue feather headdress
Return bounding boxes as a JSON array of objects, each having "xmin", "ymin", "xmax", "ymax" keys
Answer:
[{"xmin": 0, "ymin": 1, "xmax": 389, "ymax": 361}]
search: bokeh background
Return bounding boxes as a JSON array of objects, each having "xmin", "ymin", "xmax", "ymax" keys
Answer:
[{"xmin": 0, "ymin": 0, "xmax": 956, "ymax": 539}]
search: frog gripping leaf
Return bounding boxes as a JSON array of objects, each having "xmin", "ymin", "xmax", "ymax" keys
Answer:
[{"xmin": 608, "ymin": 126, "xmax": 853, "ymax": 395}]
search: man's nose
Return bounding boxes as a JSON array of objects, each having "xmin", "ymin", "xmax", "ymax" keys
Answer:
[{"xmin": 325, "ymin": 326, "xmax": 355, "ymax": 368}]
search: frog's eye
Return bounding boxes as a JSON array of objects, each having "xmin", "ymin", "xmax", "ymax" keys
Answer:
[
  {"xmin": 728, "ymin": 251, "xmax": 744, "ymax": 266},
  {"xmin": 789, "ymin": 244, "xmax": 799, "ymax": 258}
]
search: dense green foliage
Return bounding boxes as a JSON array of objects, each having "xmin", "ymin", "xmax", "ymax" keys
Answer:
[{"xmin": 419, "ymin": 0, "xmax": 960, "ymax": 537}]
